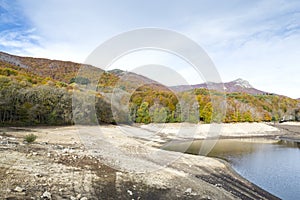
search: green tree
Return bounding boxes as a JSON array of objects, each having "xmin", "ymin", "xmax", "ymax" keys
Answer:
[
  {"xmin": 136, "ymin": 102, "xmax": 151, "ymax": 124},
  {"xmin": 149, "ymin": 103, "xmax": 168, "ymax": 123},
  {"xmin": 69, "ymin": 76, "xmax": 91, "ymax": 85},
  {"xmin": 200, "ymin": 102, "xmax": 212, "ymax": 123}
]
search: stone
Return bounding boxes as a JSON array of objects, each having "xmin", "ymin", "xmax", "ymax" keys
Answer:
[
  {"xmin": 80, "ymin": 197, "xmax": 88, "ymax": 200},
  {"xmin": 201, "ymin": 195, "xmax": 211, "ymax": 200},
  {"xmin": 41, "ymin": 191, "xmax": 51, "ymax": 199},
  {"xmin": 35, "ymin": 173, "xmax": 43, "ymax": 178},
  {"xmin": 14, "ymin": 186, "xmax": 25, "ymax": 192},
  {"xmin": 184, "ymin": 188, "xmax": 192, "ymax": 194},
  {"xmin": 127, "ymin": 190, "xmax": 133, "ymax": 196},
  {"xmin": 70, "ymin": 196, "xmax": 76, "ymax": 200}
]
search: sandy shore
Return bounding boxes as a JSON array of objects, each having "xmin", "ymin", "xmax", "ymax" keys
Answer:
[
  {"xmin": 140, "ymin": 122, "xmax": 281, "ymax": 140},
  {"xmin": 0, "ymin": 123, "xmax": 288, "ymax": 199}
]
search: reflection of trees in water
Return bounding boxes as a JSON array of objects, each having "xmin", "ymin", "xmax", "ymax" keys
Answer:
[{"xmin": 277, "ymin": 139, "xmax": 300, "ymax": 149}]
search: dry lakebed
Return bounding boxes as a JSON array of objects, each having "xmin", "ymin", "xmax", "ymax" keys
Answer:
[{"xmin": 0, "ymin": 122, "xmax": 299, "ymax": 199}]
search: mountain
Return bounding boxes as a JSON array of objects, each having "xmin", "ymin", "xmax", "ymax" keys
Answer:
[
  {"xmin": 0, "ymin": 51, "xmax": 161, "ymax": 88},
  {"xmin": 171, "ymin": 78, "xmax": 271, "ymax": 95},
  {"xmin": 108, "ymin": 69, "xmax": 160, "ymax": 88},
  {"xmin": 0, "ymin": 51, "xmax": 95, "ymax": 83}
]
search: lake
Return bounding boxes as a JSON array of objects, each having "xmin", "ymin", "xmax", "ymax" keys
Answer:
[{"xmin": 162, "ymin": 138, "xmax": 300, "ymax": 200}]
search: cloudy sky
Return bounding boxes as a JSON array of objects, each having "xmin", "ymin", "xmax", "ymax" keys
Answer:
[{"xmin": 0, "ymin": 0, "xmax": 299, "ymax": 98}]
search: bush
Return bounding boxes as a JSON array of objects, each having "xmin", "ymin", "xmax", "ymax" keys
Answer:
[{"xmin": 24, "ymin": 134, "xmax": 37, "ymax": 143}]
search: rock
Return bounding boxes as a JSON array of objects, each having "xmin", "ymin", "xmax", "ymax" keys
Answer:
[
  {"xmin": 14, "ymin": 186, "xmax": 25, "ymax": 192},
  {"xmin": 184, "ymin": 188, "xmax": 192, "ymax": 194},
  {"xmin": 41, "ymin": 142, "xmax": 48, "ymax": 145},
  {"xmin": 127, "ymin": 189, "xmax": 133, "ymax": 196},
  {"xmin": 200, "ymin": 195, "xmax": 211, "ymax": 200},
  {"xmin": 55, "ymin": 145, "xmax": 64, "ymax": 149},
  {"xmin": 41, "ymin": 191, "xmax": 52, "ymax": 199},
  {"xmin": 76, "ymin": 194, "xmax": 82, "ymax": 199},
  {"xmin": 0, "ymin": 140, "xmax": 8, "ymax": 145},
  {"xmin": 70, "ymin": 196, "xmax": 76, "ymax": 200},
  {"xmin": 35, "ymin": 173, "xmax": 43, "ymax": 178},
  {"xmin": 80, "ymin": 197, "xmax": 88, "ymax": 200},
  {"xmin": 32, "ymin": 152, "xmax": 38, "ymax": 156}
]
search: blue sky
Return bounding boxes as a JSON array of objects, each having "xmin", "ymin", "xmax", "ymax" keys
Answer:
[{"xmin": 0, "ymin": 0, "xmax": 300, "ymax": 98}]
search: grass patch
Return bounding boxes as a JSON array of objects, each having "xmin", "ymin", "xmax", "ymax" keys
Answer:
[{"xmin": 24, "ymin": 133, "xmax": 37, "ymax": 143}]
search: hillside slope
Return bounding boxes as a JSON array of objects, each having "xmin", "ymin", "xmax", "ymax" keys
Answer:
[
  {"xmin": 0, "ymin": 51, "xmax": 299, "ymax": 126},
  {"xmin": 171, "ymin": 78, "xmax": 269, "ymax": 95}
]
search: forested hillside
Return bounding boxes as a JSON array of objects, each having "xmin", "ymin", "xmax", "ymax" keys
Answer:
[{"xmin": 0, "ymin": 52, "xmax": 299, "ymax": 126}]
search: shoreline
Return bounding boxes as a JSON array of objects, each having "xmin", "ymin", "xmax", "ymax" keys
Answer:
[{"xmin": 1, "ymin": 122, "xmax": 298, "ymax": 199}]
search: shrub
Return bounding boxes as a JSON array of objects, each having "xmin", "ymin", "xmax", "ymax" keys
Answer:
[{"xmin": 24, "ymin": 134, "xmax": 37, "ymax": 143}]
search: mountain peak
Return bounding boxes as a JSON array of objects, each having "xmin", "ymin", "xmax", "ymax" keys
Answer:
[{"xmin": 232, "ymin": 78, "xmax": 253, "ymax": 88}]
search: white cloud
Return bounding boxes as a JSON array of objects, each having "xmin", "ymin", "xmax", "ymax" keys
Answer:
[{"xmin": 181, "ymin": 0, "xmax": 300, "ymax": 98}]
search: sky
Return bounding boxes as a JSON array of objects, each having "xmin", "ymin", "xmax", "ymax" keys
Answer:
[{"xmin": 0, "ymin": 0, "xmax": 299, "ymax": 98}]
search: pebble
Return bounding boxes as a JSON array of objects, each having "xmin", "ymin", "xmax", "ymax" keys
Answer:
[
  {"xmin": 41, "ymin": 142, "xmax": 48, "ymax": 145},
  {"xmin": 56, "ymin": 145, "xmax": 64, "ymax": 149},
  {"xmin": 35, "ymin": 173, "xmax": 43, "ymax": 178},
  {"xmin": 185, "ymin": 188, "xmax": 192, "ymax": 194},
  {"xmin": 14, "ymin": 186, "xmax": 25, "ymax": 192},
  {"xmin": 127, "ymin": 189, "xmax": 133, "ymax": 195},
  {"xmin": 201, "ymin": 195, "xmax": 211, "ymax": 200},
  {"xmin": 41, "ymin": 191, "xmax": 52, "ymax": 199},
  {"xmin": 70, "ymin": 196, "xmax": 77, "ymax": 200},
  {"xmin": 215, "ymin": 183, "xmax": 222, "ymax": 187},
  {"xmin": 0, "ymin": 140, "xmax": 8, "ymax": 145},
  {"xmin": 80, "ymin": 197, "xmax": 88, "ymax": 200}
]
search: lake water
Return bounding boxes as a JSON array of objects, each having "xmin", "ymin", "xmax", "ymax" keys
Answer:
[{"xmin": 162, "ymin": 138, "xmax": 300, "ymax": 200}]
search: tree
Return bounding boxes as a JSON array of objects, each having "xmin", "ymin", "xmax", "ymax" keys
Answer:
[
  {"xmin": 69, "ymin": 76, "xmax": 90, "ymax": 85},
  {"xmin": 136, "ymin": 102, "xmax": 151, "ymax": 124},
  {"xmin": 243, "ymin": 110, "xmax": 253, "ymax": 122},
  {"xmin": 200, "ymin": 102, "xmax": 212, "ymax": 123},
  {"xmin": 149, "ymin": 103, "xmax": 168, "ymax": 123}
]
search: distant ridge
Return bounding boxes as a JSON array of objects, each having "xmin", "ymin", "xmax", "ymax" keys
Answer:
[
  {"xmin": 0, "ymin": 51, "xmax": 94, "ymax": 82},
  {"xmin": 0, "ymin": 51, "xmax": 283, "ymax": 97},
  {"xmin": 171, "ymin": 78, "xmax": 272, "ymax": 95}
]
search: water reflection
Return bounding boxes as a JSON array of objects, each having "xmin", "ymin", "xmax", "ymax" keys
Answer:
[
  {"xmin": 162, "ymin": 138, "xmax": 277, "ymax": 157},
  {"xmin": 162, "ymin": 138, "xmax": 300, "ymax": 200}
]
